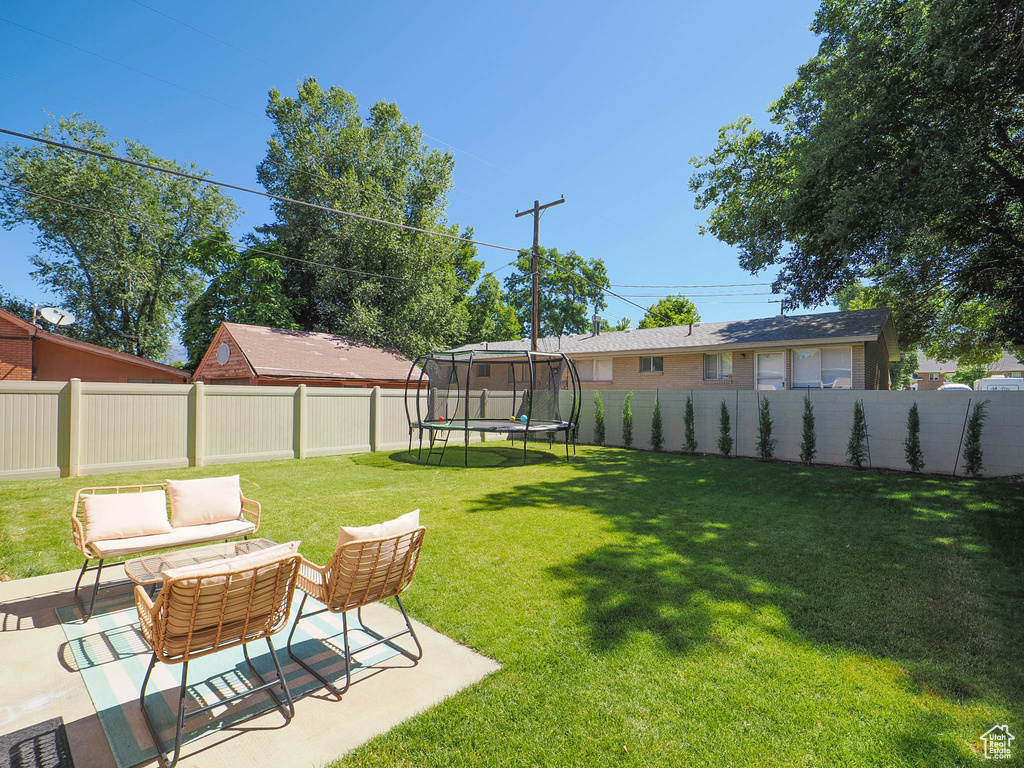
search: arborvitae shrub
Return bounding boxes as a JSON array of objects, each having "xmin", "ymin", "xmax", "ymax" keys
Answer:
[
  {"xmin": 904, "ymin": 401, "xmax": 924, "ymax": 473},
  {"xmin": 650, "ymin": 395, "xmax": 664, "ymax": 452},
  {"xmin": 717, "ymin": 400, "xmax": 733, "ymax": 457},
  {"xmin": 683, "ymin": 394, "xmax": 697, "ymax": 453},
  {"xmin": 622, "ymin": 391, "xmax": 633, "ymax": 448},
  {"xmin": 594, "ymin": 392, "xmax": 605, "ymax": 446},
  {"xmin": 800, "ymin": 394, "xmax": 816, "ymax": 464},
  {"xmin": 962, "ymin": 400, "xmax": 989, "ymax": 477},
  {"xmin": 846, "ymin": 399, "xmax": 869, "ymax": 469},
  {"xmin": 756, "ymin": 395, "xmax": 777, "ymax": 460}
]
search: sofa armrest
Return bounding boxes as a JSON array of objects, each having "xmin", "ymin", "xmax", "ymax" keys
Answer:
[
  {"xmin": 241, "ymin": 496, "xmax": 261, "ymax": 531},
  {"xmin": 71, "ymin": 490, "xmax": 93, "ymax": 559}
]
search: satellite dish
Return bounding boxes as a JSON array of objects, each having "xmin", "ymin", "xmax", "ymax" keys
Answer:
[{"xmin": 39, "ymin": 307, "xmax": 76, "ymax": 327}]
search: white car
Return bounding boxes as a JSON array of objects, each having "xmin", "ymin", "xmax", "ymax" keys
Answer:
[{"xmin": 937, "ymin": 382, "xmax": 972, "ymax": 391}]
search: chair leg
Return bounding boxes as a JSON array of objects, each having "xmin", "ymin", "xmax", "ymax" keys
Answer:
[
  {"xmin": 140, "ymin": 654, "xmax": 188, "ymax": 768},
  {"xmin": 73, "ymin": 558, "xmax": 105, "ymax": 622},
  {"xmin": 242, "ymin": 638, "xmax": 295, "ymax": 720},
  {"xmin": 287, "ymin": 594, "xmax": 423, "ymax": 698},
  {"xmin": 287, "ymin": 593, "xmax": 346, "ymax": 699}
]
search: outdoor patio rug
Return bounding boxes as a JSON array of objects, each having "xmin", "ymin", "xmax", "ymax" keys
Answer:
[
  {"xmin": 55, "ymin": 589, "xmax": 404, "ymax": 768},
  {"xmin": 0, "ymin": 716, "xmax": 74, "ymax": 768}
]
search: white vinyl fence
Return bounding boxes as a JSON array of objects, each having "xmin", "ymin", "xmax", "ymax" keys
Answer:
[
  {"xmin": 1, "ymin": 381, "xmax": 1021, "ymax": 479},
  {"xmin": 0, "ymin": 380, "xmax": 433, "ymax": 480},
  {"xmin": 569, "ymin": 389, "xmax": 1024, "ymax": 477}
]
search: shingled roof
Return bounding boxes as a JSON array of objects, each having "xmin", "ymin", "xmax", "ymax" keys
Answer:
[
  {"xmin": 454, "ymin": 308, "xmax": 898, "ymax": 360},
  {"xmin": 917, "ymin": 351, "xmax": 1024, "ymax": 374},
  {"xmin": 221, "ymin": 323, "xmax": 414, "ymax": 381}
]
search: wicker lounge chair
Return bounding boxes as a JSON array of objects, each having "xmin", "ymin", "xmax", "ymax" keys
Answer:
[
  {"xmin": 286, "ymin": 524, "xmax": 426, "ymax": 697},
  {"xmin": 134, "ymin": 544, "xmax": 301, "ymax": 768}
]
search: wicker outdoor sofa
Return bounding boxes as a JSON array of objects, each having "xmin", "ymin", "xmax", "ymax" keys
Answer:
[{"xmin": 71, "ymin": 475, "xmax": 260, "ymax": 620}]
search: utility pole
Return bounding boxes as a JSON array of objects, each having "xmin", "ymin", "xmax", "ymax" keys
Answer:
[{"xmin": 515, "ymin": 195, "xmax": 565, "ymax": 351}]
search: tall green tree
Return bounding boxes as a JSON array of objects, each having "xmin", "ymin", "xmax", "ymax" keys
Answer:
[
  {"xmin": 0, "ymin": 287, "xmax": 33, "ymax": 321},
  {"xmin": 504, "ymin": 247, "xmax": 608, "ymax": 338},
  {"xmin": 257, "ymin": 79, "xmax": 482, "ymax": 358},
  {"xmin": 833, "ymin": 281, "xmax": 924, "ymax": 384},
  {"xmin": 181, "ymin": 237, "xmax": 301, "ymax": 370},
  {"xmin": 0, "ymin": 116, "xmax": 238, "ymax": 359},
  {"xmin": 690, "ymin": 0, "xmax": 1024, "ymax": 356},
  {"xmin": 638, "ymin": 294, "xmax": 700, "ymax": 329},
  {"xmin": 464, "ymin": 274, "xmax": 522, "ymax": 343}
]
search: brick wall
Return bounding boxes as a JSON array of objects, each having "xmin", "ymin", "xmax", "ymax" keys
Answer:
[
  {"xmin": 917, "ymin": 373, "xmax": 946, "ymax": 391},
  {"xmin": 0, "ymin": 316, "xmax": 33, "ymax": 380}
]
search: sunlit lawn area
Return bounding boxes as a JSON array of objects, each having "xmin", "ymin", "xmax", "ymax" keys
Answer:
[{"xmin": 2, "ymin": 445, "xmax": 1022, "ymax": 766}]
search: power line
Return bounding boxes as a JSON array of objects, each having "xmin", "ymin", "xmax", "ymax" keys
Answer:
[
  {"xmin": 0, "ymin": 16, "xmax": 265, "ymax": 120},
  {"xmin": 536, "ymin": 252, "xmax": 679, "ymax": 325},
  {"xmin": 0, "ymin": 181, "xmax": 419, "ymax": 283},
  {"xmin": 126, "ymin": 0, "xmax": 296, "ymax": 77},
  {"xmin": 0, "ymin": 127, "xmax": 521, "ymax": 253},
  {"xmin": 609, "ymin": 282, "xmax": 773, "ymax": 289}
]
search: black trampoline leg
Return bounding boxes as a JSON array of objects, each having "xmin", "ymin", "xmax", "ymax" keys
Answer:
[
  {"xmin": 464, "ymin": 427, "xmax": 469, "ymax": 467},
  {"xmin": 565, "ymin": 430, "xmax": 570, "ymax": 461}
]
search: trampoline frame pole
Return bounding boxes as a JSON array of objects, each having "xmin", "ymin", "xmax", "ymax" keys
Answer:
[{"xmin": 464, "ymin": 351, "xmax": 474, "ymax": 467}]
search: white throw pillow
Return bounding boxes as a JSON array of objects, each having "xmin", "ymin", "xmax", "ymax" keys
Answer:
[
  {"xmin": 161, "ymin": 541, "xmax": 301, "ymax": 584},
  {"xmin": 337, "ymin": 509, "xmax": 420, "ymax": 548},
  {"xmin": 166, "ymin": 475, "xmax": 243, "ymax": 527},
  {"xmin": 82, "ymin": 490, "xmax": 171, "ymax": 544}
]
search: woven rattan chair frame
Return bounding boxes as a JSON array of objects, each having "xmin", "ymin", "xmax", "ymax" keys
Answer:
[
  {"xmin": 134, "ymin": 553, "xmax": 300, "ymax": 768},
  {"xmin": 71, "ymin": 484, "xmax": 261, "ymax": 621},
  {"xmin": 286, "ymin": 526, "xmax": 426, "ymax": 697}
]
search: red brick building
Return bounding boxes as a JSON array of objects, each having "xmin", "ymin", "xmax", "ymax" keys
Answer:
[
  {"xmin": 193, "ymin": 322, "xmax": 416, "ymax": 388},
  {"xmin": 0, "ymin": 308, "xmax": 190, "ymax": 383}
]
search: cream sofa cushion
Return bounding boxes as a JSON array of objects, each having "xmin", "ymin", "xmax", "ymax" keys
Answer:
[
  {"xmin": 82, "ymin": 490, "xmax": 171, "ymax": 545},
  {"xmin": 162, "ymin": 540, "xmax": 300, "ymax": 584},
  {"xmin": 88, "ymin": 519, "xmax": 256, "ymax": 558},
  {"xmin": 337, "ymin": 509, "xmax": 420, "ymax": 548},
  {"xmin": 166, "ymin": 475, "xmax": 243, "ymax": 527}
]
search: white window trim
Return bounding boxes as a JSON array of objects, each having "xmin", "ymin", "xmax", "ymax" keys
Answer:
[
  {"xmin": 755, "ymin": 351, "xmax": 787, "ymax": 390},
  {"xmin": 703, "ymin": 352, "xmax": 732, "ymax": 381},
  {"xmin": 929, "ymin": 373, "xmax": 940, "ymax": 381},
  {"xmin": 791, "ymin": 345, "xmax": 853, "ymax": 389}
]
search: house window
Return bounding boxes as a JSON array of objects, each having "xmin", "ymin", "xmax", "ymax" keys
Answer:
[
  {"xmin": 1007, "ymin": 371, "xmax": 1021, "ymax": 378},
  {"xmin": 929, "ymin": 373, "xmax": 940, "ymax": 381},
  {"xmin": 640, "ymin": 356, "xmax": 663, "ymax": 373},
  {"xmin": 703, "ymin": 353, "xmax": 732, "ymax": 381},
  {"xmin": 577, "ymin": 358, "xmax": 613, "ymax": 382},
  {"xmin": 793, "ymin": 346, "xmax": 853, "ymax": 388},
  {"xmin": 475, "ymin": 363, "xmax": 491, "ymax": 377}
]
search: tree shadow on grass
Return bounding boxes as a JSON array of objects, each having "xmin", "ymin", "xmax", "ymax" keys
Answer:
[{"xmin": 467, "ymin": 449, "xmax": 1024, "ymax": 706}]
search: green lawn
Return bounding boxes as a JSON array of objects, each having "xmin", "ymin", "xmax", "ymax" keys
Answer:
[{"xmin": 2, "ymin": 446, "xmax": 1023, "ymax": 766}]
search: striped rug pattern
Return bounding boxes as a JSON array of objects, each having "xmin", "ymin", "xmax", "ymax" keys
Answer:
[{"xmin": 56, "ymin": 589, "xmax": 400, "ymax": 768}]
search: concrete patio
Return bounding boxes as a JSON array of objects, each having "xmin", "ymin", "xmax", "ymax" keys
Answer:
[{"xmin": 0, "ymin": 566, "xmax": 499, "ymax": 768}]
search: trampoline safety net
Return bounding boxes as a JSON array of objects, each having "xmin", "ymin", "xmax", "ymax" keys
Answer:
[{"xmin": 404, "ymin": 350, "xmax": 582, "ymax": 465}]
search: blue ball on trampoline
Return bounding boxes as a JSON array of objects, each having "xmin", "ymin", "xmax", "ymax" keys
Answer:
[{"xmin": 520, "ymin": 415, "xmax": 528, "ymax": 423}]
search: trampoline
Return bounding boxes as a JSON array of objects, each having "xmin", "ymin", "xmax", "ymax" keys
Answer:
[{"xmin": 404, "ymin": 350, "xmax": 582, "ymax": 466}]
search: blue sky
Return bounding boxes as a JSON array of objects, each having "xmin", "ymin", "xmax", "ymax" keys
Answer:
[{"xmin": 0, "ymin": 0, "xmax": 824, "ymax": 331}]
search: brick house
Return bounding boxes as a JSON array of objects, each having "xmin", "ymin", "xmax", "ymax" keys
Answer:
[
  {"xmin": 193, "ymin": 322, "xmax": 416, "ymax": 388},
  {"xmin": 0, "ymin": 308, "xmax": 190, "ymax": 383},
  {"xmin": 455, "ymin": 308, "xmax": 898, "ymax": 391},
  {"xmin": 915, "ymin": 352, "xmax": 1024, "ymax": 390}
]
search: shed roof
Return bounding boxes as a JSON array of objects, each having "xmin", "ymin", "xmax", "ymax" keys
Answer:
[
  {"xmin": 0, "ymin": 307, "xmax": 190, "ymax": 379},
  {"xmin": 220, "ymin": 322, "xmax": 414, "ymax": 381},
  {"xmin": 455, "ymin": 308, "xmax": 898, "ymax": 360}
]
